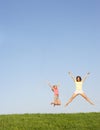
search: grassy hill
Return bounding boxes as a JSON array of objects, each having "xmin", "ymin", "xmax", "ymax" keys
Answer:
[{"xmin": 0, "ymin": 112, "xmax": 100, "ymax": 130}]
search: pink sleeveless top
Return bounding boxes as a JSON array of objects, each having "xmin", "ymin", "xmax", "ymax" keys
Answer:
[{"xmin": 53, "ymin": 88, "xmax": 59, "ymax": 95}]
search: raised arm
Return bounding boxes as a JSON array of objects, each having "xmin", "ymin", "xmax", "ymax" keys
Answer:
[
  {"xmin": 47, "ymin": 81, "xmax": 52, "ymax": 89},
  {"xmin": 82, "ymin": 72, "xmax": 90, "ymax": 82},
  {"xmin": 68, "ymin": 72, "xmax": 75, "ymax": 81},
  {"xmin": 57, "ymin": 82, "xmax": 60, "ymax": 87}
]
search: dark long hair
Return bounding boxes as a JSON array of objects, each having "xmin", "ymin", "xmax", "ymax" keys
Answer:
[{"xmin": 76, "ymin": 76, "xmax": 82, "ymax": 82}]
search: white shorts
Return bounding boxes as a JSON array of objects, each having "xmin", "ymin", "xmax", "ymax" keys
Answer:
[{"xmin": 74, "ymin": 90, "xmax": 84, "ymax": 94}]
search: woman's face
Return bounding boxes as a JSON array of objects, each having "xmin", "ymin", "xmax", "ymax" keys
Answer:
[
  {"xmin": 76, "ymin": 76, "xmax": 81, "ymax": 82},
  {"xmin": 77, "ymin": 77, "xmax": 81, "ymax": 81},
  {"xmin": 53, "ymin": 85, "xmax": 57, "ymax": 89}
]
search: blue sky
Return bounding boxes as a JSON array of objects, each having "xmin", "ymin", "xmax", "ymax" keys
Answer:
[{"xmin": 0, "ymin": 0, "xmax": 100, "ymax": 114}]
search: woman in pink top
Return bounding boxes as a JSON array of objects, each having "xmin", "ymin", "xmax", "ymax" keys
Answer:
[{"xmin": 48, "ymin": 82, "xmax": 61, "ymax": 106}]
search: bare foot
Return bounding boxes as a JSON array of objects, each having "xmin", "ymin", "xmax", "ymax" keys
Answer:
[{"xmin": 91, "ymin": 102, "xmax": 95, "ymax": 105}]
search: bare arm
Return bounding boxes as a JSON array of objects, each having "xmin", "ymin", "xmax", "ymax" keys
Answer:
[
  {"xmin": 68, "ymin": 72, "xmax": 75, "ymax": 82},
  {"xmin": 57, "ymin": 82, "xmax": 60, "ymax": 87},
  {"xmin": 82, "ymin": 72, "xmax": 90, "ymax": 82},
  {"xmin": 47, "ymin": 82, "xmax": 52, "ymax": 88}
]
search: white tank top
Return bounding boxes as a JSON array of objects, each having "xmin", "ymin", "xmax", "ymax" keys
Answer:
[{"xmin": 75, "ymin": 81, "xmax": 83, "ymax": 90}]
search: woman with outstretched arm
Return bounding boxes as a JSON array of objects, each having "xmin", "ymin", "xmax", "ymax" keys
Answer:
[{"xmin": 65, "ymin": 72, "xmax": 94, "ymax": 107}]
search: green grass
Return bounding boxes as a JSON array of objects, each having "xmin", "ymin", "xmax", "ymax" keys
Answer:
[{"xmin": 0, "ymin": 112, "xmax": 100, "ymax": 130}]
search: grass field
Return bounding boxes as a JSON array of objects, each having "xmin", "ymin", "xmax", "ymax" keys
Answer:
[{"xmin": 0, "ymin": 112, "xmax": 100, "ymax": 130}]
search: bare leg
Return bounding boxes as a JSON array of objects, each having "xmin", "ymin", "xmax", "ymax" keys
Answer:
[
  {"xmin": 51, "ymin": 99, "xmax": 60, "ymax": 106},
  {"xmin": 53, "ymin": 95, "xmax": 61, "ymax": 106},
  {"xmin": 57, "ymin": 99, "xmax": 61, "ymax": 105},
  {"xmin": 80, "ymin": 93, "xmax": 94, "ymax": 105},
  {"xmin": 65, "ymin": 93, "xmax": 78, "ymax": 107},
  {"xmin": 53, "ymin": 100, "xmax": 61, "ymax": 106}
]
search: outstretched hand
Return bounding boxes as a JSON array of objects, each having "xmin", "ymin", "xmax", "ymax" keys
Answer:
[
  {"xmin": 87, "ymin": 72, "xmax": 90, "ymax": 75},
  {"xmin": 68, "ymin": 72, "xmax": 71, "ymax": 75},
  {"xmin": 46, "ymin": 80, "xmax": 51, "ymax": 85}
]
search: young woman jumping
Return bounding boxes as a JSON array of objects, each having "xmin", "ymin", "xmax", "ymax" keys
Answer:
[
  {"xmin": 48, "ymin": 82, "xmax": 61, "ymax": 106},
  {"xmin": 65, "ymin": 72, "xmax": 94, "ymax": 107}
]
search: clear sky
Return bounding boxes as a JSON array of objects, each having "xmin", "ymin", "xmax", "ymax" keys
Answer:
[{"xmin": 0, "ymin": 0, "xmax": 100, "ymax": 114}]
